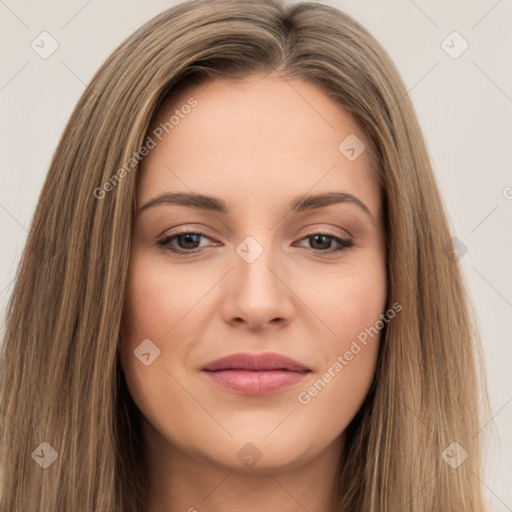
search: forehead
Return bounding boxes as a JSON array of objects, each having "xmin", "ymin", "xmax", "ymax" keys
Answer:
[{"xmin": 137, "ymin": 74, "xmax": 380, "ymax": 219}]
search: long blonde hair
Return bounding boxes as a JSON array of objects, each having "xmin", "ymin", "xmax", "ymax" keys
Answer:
[{"xmin": 0, "ymin": 0, "xmax": 489, "ymax": 510}]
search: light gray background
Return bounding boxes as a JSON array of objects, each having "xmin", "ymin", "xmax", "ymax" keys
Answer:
[{"xmin": 1, "ymin": 0, "xmax": 511, "ymax": 509}]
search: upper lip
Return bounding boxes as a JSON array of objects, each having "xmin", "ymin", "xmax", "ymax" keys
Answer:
[{"xmin": 202, "ymin": 352, "xmax": 311, "ymax": 372}]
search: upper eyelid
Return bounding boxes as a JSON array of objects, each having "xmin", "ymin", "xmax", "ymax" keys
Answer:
[
  {"xmin": 154, "ymin": 213, "xmax": 358, "ymax": 238},
  {"xmin": 162, "ymin": 225, "xmax": 351, "ymax": 238}
]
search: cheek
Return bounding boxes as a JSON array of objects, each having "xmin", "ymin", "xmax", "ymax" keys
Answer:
[
  {"xmin": 119, "ymin": 251, "xmax": 223, "ymax": 411},
  {"xmin": 121, "ymin": 253, "xmax": 205, "ymax": 345},
  {"xmin": 119, "ymin": 256, "xmax": 193, "ymax": 409},
  {"xmin": 294, "ymin": 245, "xmax": 387, "ymax": 347},
  {"xmin": 293, "ymin": 252, "xmax": 386, "ymax": 414},
  {"xmin": 294, "ymin": 304, "xmax": 384, "ymax": 445}
]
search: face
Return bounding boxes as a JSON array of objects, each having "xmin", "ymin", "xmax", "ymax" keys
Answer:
[{"xmin": 119, "ymin": 73, "xmax": 387, "ymax": 474}]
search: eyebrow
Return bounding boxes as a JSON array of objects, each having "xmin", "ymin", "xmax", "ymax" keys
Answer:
[{"xmin": 138, "ymin": 191, "xmax": 371, "ymax": 217}]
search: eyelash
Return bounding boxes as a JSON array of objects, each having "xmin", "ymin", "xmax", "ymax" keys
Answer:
[{"xmin": 157, "ymin": 229, "xmax": 354, "ymax": 256}]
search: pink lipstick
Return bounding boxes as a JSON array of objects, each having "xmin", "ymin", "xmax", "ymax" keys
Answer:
[{"xmin": 201, "ymin": 352, "xmax": 311, "ymax": 395}]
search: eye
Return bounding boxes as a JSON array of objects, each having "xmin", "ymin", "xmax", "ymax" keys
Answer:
[
  {"xmin": 294, "ymin": 231, "xmax": 353, "ymax": 254},
  {"xmin": 157, "ymin": 228, "xmax": 353, "ymax": 255},
  {"xmin": 157, "ymin": 229, "xmax": 215, "ymax": 254}
]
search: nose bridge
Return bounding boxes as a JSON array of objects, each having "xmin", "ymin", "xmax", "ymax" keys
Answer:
[
  {"xmin": 223, "ymin": 231, "xmax": 294, "ymax": 329},
  {"xmin": 234, "ymin": 233, "xmax": 282, "ymax": 295}
]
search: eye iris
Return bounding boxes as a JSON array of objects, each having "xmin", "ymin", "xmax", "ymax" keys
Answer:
[
  {"xmin": 310, "ymin": 234, "xmax": 332, "ymax": 250},
  {"xmin": 177, "ymin": 233, "xmax": 201, "ymax": 249}
]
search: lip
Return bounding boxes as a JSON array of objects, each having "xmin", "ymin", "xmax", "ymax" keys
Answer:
[
  {"xmin": 201, "ymin": 352, "xmax": 311, "ymax": 395},
  {"xmin": 202, "ymin": 352, "xmax": 311, "ymax": 372}
]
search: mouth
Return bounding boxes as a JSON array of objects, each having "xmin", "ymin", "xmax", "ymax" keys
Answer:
[{"xmin": 201, "ymin": 352, "xmax": 311, "ymax": 395}]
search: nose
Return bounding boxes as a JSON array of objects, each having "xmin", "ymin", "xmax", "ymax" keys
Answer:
[{"xmin": 220, "ymin": 242, "xmax": 295, "ymax": 331}]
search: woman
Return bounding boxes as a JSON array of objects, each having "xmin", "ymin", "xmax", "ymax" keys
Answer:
[{"xmin": 0, "ymin": 0, "xmax": 489, "ymax": 510}]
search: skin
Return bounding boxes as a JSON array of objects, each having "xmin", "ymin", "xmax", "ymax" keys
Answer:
[{"xmin": 119, "ymin": 72, "xmax": 387, "ymax": 512}]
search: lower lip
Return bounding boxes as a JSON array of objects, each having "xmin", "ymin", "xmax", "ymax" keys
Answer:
[{"xmin": 202, "ymin": 369, "xmax": 309, "ymax": 394}]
